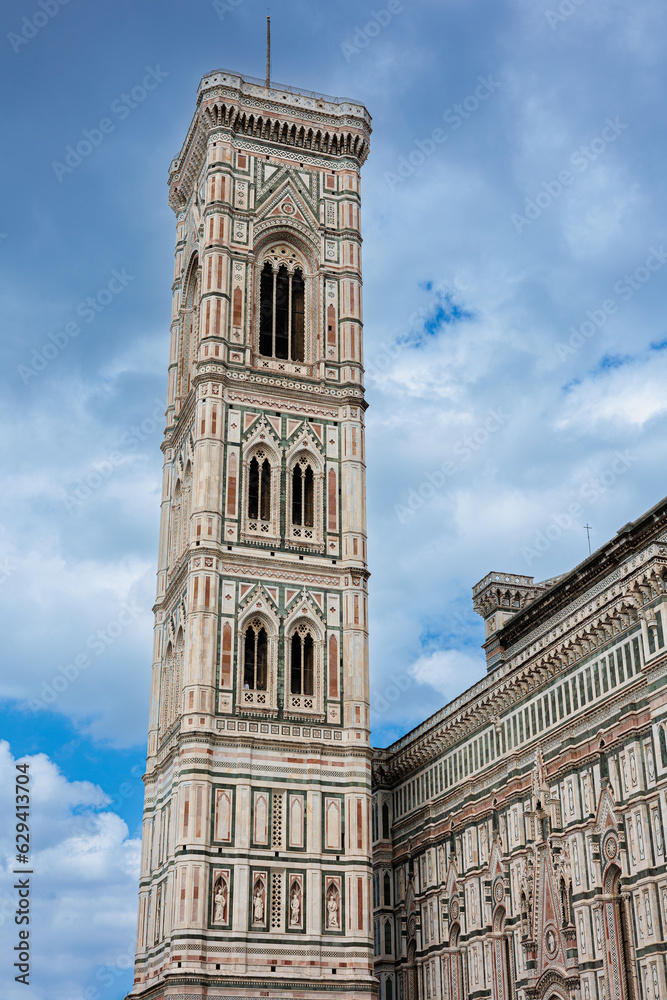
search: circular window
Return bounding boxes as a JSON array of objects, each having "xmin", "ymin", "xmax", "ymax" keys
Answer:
[{"xmin": 604, "ymin": 834, "xmax": 619, "ymax": 861}]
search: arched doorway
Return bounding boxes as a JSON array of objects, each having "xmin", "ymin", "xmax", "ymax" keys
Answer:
[
  {"xmin": 448, "ymin": 923, "xmax": 465, "ymax": 1000},
  {"xmin": 491, "ymin": 905, "xmax": 513, "ymax": 1000},
  {"xmin": 602, "ymin": 862, "xmax": 632, "ymax": 1000}
]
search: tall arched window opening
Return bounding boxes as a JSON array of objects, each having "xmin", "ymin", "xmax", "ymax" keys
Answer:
[
  {"xmin": 384, "ymin": 918, "xmax": 393, "ymax": 955},
  {"xmin": 382, "ymin": 803, "xmax": 390, "ymax": 840},
  {"xmin": 179, "ymin": 260, "xmax": 200, "ymax": 398},
  {"xmin": 291, "ymin": 626, "xmax": 314, "ymax": 695},
  {"xmin": 603, "ymin": 863, "xmax": 632, "ymax": 1000},
  {"xmin": 248, "ymin": 455, "xmax": 271, "ymax": 521},
  {"xmin": 244, "ymin": 621, "xmax": 268, "ymax": 691},
  {"xmin": 171, "ymin": 482, "xmax": 182, "ymax": 567},
  {"xmin": 160, "ymin": 645, "xmax": 173, "ymax": 732},
  {"xmin": 292, "ymin": 461, "xmax": 314, "ymax": 527},
  {"xmin": 259, "ymin": 261, "xmax": 305, "ymax": 362}
]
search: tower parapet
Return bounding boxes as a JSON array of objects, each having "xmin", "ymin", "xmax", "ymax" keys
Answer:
[{"xmin": 473, "ymin": 571, "xmax": 562, "ymax": 668}]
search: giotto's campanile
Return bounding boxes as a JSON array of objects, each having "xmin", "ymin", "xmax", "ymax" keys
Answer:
[{"xmin": 126, "ymin": 65, "xmax": 375, "ymax": 1000}]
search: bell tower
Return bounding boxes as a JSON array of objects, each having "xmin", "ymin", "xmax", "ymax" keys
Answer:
[{"xmin": 126, "ymin": 67, "xmax": 373, "ymax": 1000}]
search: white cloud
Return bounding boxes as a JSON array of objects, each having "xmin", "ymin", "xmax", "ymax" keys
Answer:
[
  {"xmin": 0, "ymin": 742, "xmax": 139, "ymax": 1000},
  {"xmin": 409, "ymin": 649, "xmax": 487, "ymax": 698},
  {"xmin": 0, "ymin": 546, "xmax": 153, "ymax": 746},
  {"xmin": 556, "ymin": 352, "xmax": 667, "ymax": 430}
]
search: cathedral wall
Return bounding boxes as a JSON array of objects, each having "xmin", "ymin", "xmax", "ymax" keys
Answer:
[{"xmin": 374, "ymin": 529, "xmax": 667, "ymax": 1000}]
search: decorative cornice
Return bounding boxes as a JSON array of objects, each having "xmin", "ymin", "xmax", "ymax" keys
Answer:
[
  {"xmin": 168, "ymin": 70, "xmax": 371, "ymax": 213},
  {"xmin": 374, "ymin": 500, "xmax": 667, "ymax": 783}
]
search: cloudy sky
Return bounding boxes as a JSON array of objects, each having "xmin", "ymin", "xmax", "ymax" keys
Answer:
[{"xmin": 2, "ymin": 0, "xmax": 667, "ymax": 995}]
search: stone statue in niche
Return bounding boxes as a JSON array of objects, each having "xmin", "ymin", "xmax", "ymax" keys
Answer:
[
  {"xmin": 253, "ymin": 879, "xmax": 265, "ymax": 923},
  {"xmin": 480, "ymin": 824, "xmax": 488, "ymax": 861},
  {"xmin": 326, "ymin": 884, "xmax": 340, "ymax": 928},
  {"xmin": 214, "ymin": 876, "xmax": 228, "ymax": 924},
  {"xmin": 582, "ymin": 772, "xmax": 592, "ymax": 815},
  {"xmin": 290, "ymin": 882, "xmax": 301, "ymax": 926},
  {"xmin": 499, "ymin": 812, "xmax": 507, "ymax": 849},
  {"xmin": 154, "ymin": 889, "xmax": 162, "ymax": 941},
  {"xmin": 545, "ymin": 928, "xmax": 556, "ymax": 956}
]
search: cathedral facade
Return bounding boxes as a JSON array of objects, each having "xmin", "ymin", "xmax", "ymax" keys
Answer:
[
  {"xmin": 372, "ymin": 498, "xmax": 667, "ymax": 1000},
  {"xmin": 126, "ymin": 68, "xmax": 374, "ymax": 1000}
]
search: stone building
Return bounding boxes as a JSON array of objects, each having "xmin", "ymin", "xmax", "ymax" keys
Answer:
[
  {"xmin": 372, "ymin": 498, "xmax": 667, "ymax": 1000},
  {"xmin": 126, "ymin": 67, "xmax": 375, "ymax": 1000}
]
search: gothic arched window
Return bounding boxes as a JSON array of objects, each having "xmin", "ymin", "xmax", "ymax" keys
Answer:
[
  {"xmin": 259, "ymin": 260, "xmax": 305, "ymax": 362},
  {"xmin": 160, "ymin": 644, "xmax": 173, "ymax": 732},
  {"xmin": 290, "ymin": 625, "xmax": 314, "ymax": 696},
  {"xmin": 182, "ymin": 462, "xmax": 192, "ymax": 554},
  {"xmin": 383, "ymin": 871, "xmax": 391, "ymax": 907},
  {"xmin": 171, "ymin": 481, "xmax": 182, "ymax": 567},
  {"xmin": 384, "ymin": 918, "xmax": 393, "ymax": 954},
  {"xmin": 292, "ymin": 460, "xmax": 314, "ymax": 527},
  {"xmin": 248, "ymin": 454, "xmax": 271, "ymax": 521},
  {"xmin": 382, "ymin": 802, "xmax": 390, "ymax": 840},
  {"xmin": 179, "ymin": 257, "xmax": 200, "ymax": 398},
  {"xmin": 244, "ymin": 620, "xmax": 268, "ymax": 691}
]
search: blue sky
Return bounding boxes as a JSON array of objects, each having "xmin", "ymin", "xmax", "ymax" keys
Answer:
[{"xmin": 2, "ymin": 0, "xmax": 667, "ymax": 996}]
